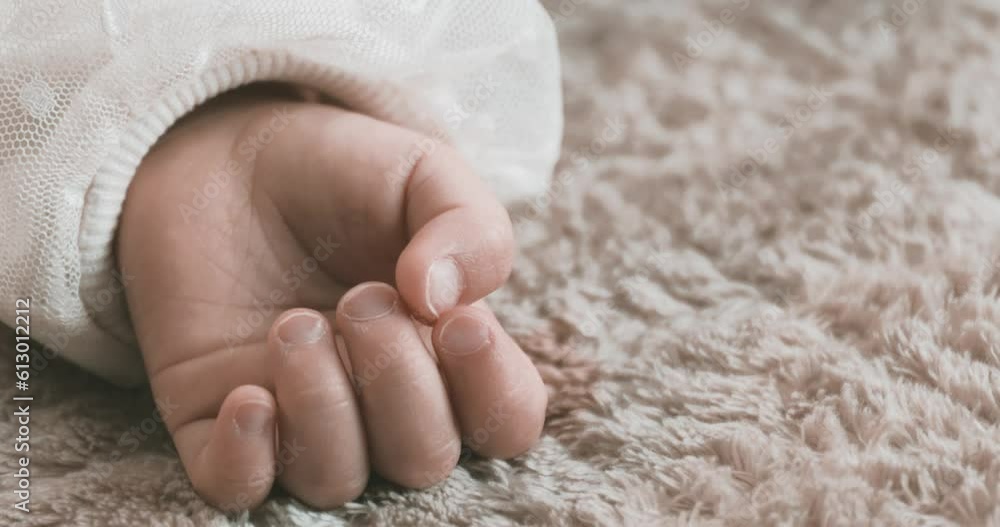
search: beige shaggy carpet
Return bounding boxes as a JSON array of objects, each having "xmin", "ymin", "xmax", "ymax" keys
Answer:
[{"xmin": 4, "ymin": 0, "xmax": 1000, "ymax": 525}]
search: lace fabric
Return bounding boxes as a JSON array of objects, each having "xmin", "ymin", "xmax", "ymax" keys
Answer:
[{"xmin": 0, "ymin": 0, "xmax": 562, "ymax": 385}]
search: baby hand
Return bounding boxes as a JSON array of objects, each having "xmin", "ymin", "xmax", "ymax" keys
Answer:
[{"xmin": 117, "ymin": 85, "xmax": 547, "ymax": 510}]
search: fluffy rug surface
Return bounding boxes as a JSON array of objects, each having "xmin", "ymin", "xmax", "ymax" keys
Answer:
[{"xmin": 4, "ymin": 0, "xmax": 1000, "ymax": 525}]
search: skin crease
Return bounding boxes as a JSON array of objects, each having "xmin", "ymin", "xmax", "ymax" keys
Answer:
[{"xmin": 117, "ymin": 84, "xmax": 547, "ymax": 511}]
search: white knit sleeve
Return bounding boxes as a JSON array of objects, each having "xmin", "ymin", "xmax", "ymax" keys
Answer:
[{"xmin": 0, "ymin": 1, "xmax": 562, "ymax": 386}]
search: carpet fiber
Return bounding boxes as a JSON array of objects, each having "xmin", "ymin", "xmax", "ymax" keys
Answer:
[{"xmin": 4, "ymin": 0, "xmax": 1000, "ymax": 524}]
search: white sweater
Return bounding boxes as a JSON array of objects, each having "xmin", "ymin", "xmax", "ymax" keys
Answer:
[{"xmin": 0, "ymin": 1, "xmax": 562, "ymax": 386}]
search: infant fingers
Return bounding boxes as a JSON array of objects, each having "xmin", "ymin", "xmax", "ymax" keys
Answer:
[
  {"xmin": 171, "ymin": 385, "xmax": 277, "ymax": 511},
  {"xmin": 433, "ymin": 304, "xmax": 547, "ymax": 459},
  {"xmin": 336, "ymin": 282, "xmax": 461, "ymax": 488},
  {"xmin": 395, "ymin": 145, "xmax": 516, "ymax": 322},
  {"xmin": 269, "ymin": 309, "xmax": 369, "ymax": 509}
]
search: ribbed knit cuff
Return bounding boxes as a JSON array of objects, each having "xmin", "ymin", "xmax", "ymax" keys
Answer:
[{"xmin": 76, "ymin": 49, "xmax": 411, "ymax": 386}]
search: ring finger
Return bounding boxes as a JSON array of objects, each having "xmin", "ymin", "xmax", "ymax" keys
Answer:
[
  {"xmin": 269, "ymin": 309, "xmax": 369, "ymax": 508},
  {"xmin": 336, "ymin": 282, "xmax": 461, "ymax": 488}
]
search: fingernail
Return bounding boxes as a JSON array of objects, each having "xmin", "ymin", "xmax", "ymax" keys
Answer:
[
  {"xmin": 439, "ymin": 314, "xmax": 490, "ymax": 356},
  {"xmin": 427, "ymin": 258, "xmax": 464, "ymax": 317},
  {"xmin": 342, "ymin": 283, "xmax": 397, "ymax": 321},
  {"xmin": 234, "ymin": 402, "xmax": 272, "ymax": 437},
  {"xmin": 276, "ymin": 312, "xmax": 326, "ymax": 350}
]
